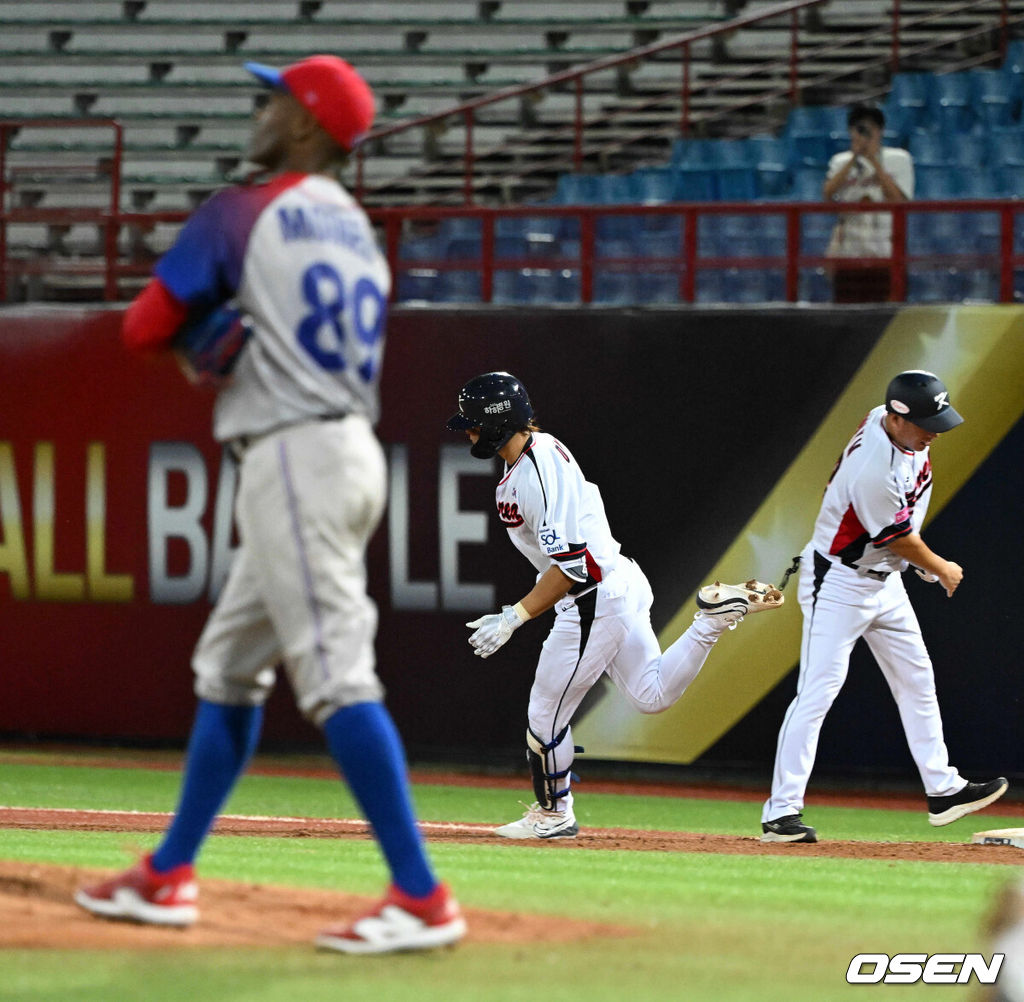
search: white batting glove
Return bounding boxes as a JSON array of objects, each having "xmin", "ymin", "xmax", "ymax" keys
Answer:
[
  {"xmin": 465, "ymin": 603, "xmax": 529, "ymax": 658},
  {"xmin": 914, "ymin": 567, "xmax": 941, "ymax": 583}
]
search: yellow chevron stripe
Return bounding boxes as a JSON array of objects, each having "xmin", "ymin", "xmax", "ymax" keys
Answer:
[{"xmin": 577, "ymin": 305, "xmax": 1024, "ymax": 763}]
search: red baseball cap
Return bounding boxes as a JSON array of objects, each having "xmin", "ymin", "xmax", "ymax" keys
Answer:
[{"xmin": 245, "ymin": 55, "xmax": 375, "ymax": 151}]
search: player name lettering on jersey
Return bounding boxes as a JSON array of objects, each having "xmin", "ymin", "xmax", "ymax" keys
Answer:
[{"xmin": 276, "ymin": 204, "xmax": 377, "ymax": 260}]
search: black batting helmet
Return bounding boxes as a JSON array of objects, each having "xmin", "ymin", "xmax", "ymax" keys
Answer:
[
  {"xmin": 884, "ymin": 370, "xmax": 964, "ymax": 432},
  {"xmin": 446, "ymin": 371, "xmax": 534, "ymax": 459}
]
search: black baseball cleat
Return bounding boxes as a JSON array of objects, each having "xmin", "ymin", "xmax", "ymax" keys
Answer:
[
  {"xmin": 927, "ymin": 777, "xmax": 1009, "ymax": 827},
  {"xmin": 761, "ymin": 814, "xmax": 818, "ymax": 844}
]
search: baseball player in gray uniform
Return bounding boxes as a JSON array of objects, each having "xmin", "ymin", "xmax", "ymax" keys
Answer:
[
  {"xmin": 75, "ymin": 55, "xmax": 465, "ymax": 954},
  {"xmin": 447, "ymin": 372, "xmax": 784, "ymax": 838},
  {"xmin": 761, "ymin": 370, "xmax": 1008, "ymax": 843}
]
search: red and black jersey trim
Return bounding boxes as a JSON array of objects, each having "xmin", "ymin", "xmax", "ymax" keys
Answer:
[{"xmin": 553, "ymin": 543, "xmax": 603, "ymax": 593}]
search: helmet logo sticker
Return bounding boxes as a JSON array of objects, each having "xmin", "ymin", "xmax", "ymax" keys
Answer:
[
  {"xmin": 890, "ymin": 399, "xmax": 910, "ymax": 414},
  {"xmin": 933, "ymin": 391, "xmax": 949, "ymax": 410},
  {"xmin": 484, "ymin": 400, "xmax": 512, "ymax": 415}
]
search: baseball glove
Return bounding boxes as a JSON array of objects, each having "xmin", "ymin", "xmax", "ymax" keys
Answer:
[{"xmin": 172, "ymin": 301, "xmax": 253, "ymax": 387}]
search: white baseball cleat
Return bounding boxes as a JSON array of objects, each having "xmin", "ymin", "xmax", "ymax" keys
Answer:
[
  {"xmin": 695, "ymin": 579, "xmax": 784, "ymax": 626},
  {"xmin": 316, "ymin": 883, "xmax": 466, "ymax": 954},
  {"xmin": 494, "ymin": 795, "xmax": 579, "ymax": 839}
]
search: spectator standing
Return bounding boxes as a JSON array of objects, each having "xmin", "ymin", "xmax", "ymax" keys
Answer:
[{"xmin": 824, "ymin": 104, "xmax": 914, "ymax": 303}]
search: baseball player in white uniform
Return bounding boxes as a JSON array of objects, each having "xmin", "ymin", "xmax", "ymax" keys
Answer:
[
  {"xmin": 75, "ymin": 55, "xmax": 466, "ymax": 953},
  {"xmin": 447, "ymin": 372, "xmax": 785, "ymax": 838},
  {"xmin": 761, "ymin": 371, "xmax": 1008, "ymax": 843}
]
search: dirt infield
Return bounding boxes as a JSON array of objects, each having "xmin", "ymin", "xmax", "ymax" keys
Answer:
[{"xmin": 4, "ymin": 803, "xmax": 1023, "ymax": 951}]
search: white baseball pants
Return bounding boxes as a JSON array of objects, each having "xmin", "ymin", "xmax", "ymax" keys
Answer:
[
  {"xmin": 193, "ymin": 415, "xmax": 387, "ymax": 725},
  {"xmin": 762, "ymin": 547, "xmax": 963, "ymax": 822},
  {"xmin": 528, "ymin": 557, "xmax": 727, "ymax": 809}
]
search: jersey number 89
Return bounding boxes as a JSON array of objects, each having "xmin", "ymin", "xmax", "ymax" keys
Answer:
[{"xmin": 297, "ymin": 261, "xmax": 386, "ymax": 382}]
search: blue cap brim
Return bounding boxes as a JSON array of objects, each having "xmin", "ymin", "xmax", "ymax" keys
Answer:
[{"xmin": 244, "ymin": 62, "xmax": 287, "ymax": 90}]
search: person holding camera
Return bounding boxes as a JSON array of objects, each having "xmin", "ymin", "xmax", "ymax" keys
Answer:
[{"xmin": 823, "ymin": 104, "xmax": 914, "ymax": 303}]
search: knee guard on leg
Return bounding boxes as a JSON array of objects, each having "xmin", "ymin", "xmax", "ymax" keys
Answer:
[{"xmin": 526, "ymin": 725, "xmax": 575, "ymax": 810}]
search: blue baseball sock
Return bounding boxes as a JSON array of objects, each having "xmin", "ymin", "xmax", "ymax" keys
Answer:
[
  {"xmin": 322, "ymin": 702, "xmax": 436, "ymax": 898},
  {"xmin": 150, "ymin": 700, "xmax": 264, "ymax": 873}
]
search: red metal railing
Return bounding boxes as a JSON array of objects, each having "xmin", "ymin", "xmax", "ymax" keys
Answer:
[
  {"xmin": 354, "ymin": 0, "xmax": 1013, "ymax": 204},
  {"xmin": 0, "ymin": 197, "xmax": 1020, "ymax": 304},
  {"xmin": 0, "ymin": 118, "xmax": 123, "ymax": 301},
  {"xmin": 368, "ymin": 200, "xmax": 1023, "ymax": 305}
]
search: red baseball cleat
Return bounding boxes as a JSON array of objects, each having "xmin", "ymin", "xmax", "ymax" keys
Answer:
[
  {"xmin": 74, "ymin": 854, "xmax": 199, "ymax": 927},
  {"xmin": 316, "ymin": 882, "xmax": 467, "ymax": 954}
]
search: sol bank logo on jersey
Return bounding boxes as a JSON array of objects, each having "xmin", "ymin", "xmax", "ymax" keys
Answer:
[{"xmin": 846, "ymin": 953, "xmax": 1003, "ymax": 985}]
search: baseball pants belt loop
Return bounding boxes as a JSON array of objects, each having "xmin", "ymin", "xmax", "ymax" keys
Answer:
[{"xmin": 228, "ymin": 412, "xmax": 349, "ymax": 463}]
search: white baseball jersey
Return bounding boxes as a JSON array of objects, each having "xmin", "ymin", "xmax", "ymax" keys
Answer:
[
  {"xmin": 826, "ymin": 147, "xmax": 915, "ymax": 257},
  {"xmin": 154, "ymin": 173, "xmax": 390, "ymax": 442},
  {"xmin": 495, "ymin": 432, "xmax": 622, "ymax": 596},
  {"xmin": 811, "ymin": 405, "xmax": 932, "ymax": 576}
]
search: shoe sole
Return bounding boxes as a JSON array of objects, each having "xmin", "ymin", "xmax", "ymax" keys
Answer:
[
  {"xmin": 494, "ymin": 822, "xmax": 579, "ymax": 840},
  {"xmin": 697, "ymin": 581, "xmax": 784, "ymax": 618},
  {"xmin": 315, "ymin": 917, "xmax": 467, "ymax": 954},
  {"xmin": 928, "ymin": 781, "xmax": 1009, "ymax": 827},
  {"xmin": 74, "ymin": 888, "xmax": 198, "ymax": 926},
  {"xmin": 760, "ymin": 829, "xmax": 818, "ymax": 844}
]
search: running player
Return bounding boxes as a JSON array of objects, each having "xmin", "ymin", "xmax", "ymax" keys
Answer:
[
  {"xmin": 447, "ymin": 371, "xmax": 784, "ymax": 839},
  {"xmin": 761, "ymin": 370, "xmax": 1008, "ymax": 843},
  {"xmin": 74, "ymin": 55, "xmax": 465, "ymax": 953}
]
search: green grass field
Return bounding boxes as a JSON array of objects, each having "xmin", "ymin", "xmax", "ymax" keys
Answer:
[{"xmin": 1, "ymin": 749, "xmax": 1021, "ymax": 1002}]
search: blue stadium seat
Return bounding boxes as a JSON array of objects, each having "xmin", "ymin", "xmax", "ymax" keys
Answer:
[
  {"xmin": 445, "ymin": 236, "xmax": 481, "ymax": 261},
  {"xmin": 636, "ymin": 269, "xmax": 681, "ymax": 304},
  {"xmin": 799, "ymin": 268, "xmax": 832, "ymax": 303},
  {"xmin": 784, "ymin": 106, "xmax": 831, "ymax": 166},
  {"xmin": 988, "ymin": 127, "xmax": 1024, "ymax": 165},
  {"xmin": 553, "ymin": 173, "xmax": 600, "ymax": 203},
  {"xmin": 791, "ymin": 166, "xmax": 824, "ymax": 201},
  {"xmin": 671, "ymin": 137, "xmax": 719, "ymax": 166},
  {"xmin": 494, "ymin": 235, "xmax": 530, "ymax": 263},
  {"xmin": 717, "ymin": 167, "xmax": 758, "ymax": 201},
  {"xmin": 721, "ymin": 267, "xmax": 770, "ymax": 303},
  {"xmin": 880, "ymin": 101, "xmax": 916, "ymax": 148},
  {"xmin": 888, "ymin": 72, "xmax": 930, "ymax": 125},
  {"xmin": 915, "ymin": 165, "xmax": 962, "ymax": 199},
  {"xmin": 961, "ymin": 269, "xmax": 999, "ymax": 301},
  {"xmin": 908, "ymin": 128, "xmax": 953, "ymax": 166},
  {"xmin": 907, "ymin": 269, "xmax": 964, "ymax": 303},
  {"xmin": 926, "ymin": 73, "xmax": 975, "ymax": 133},
  {"xmin": 631, "ymin": 167, "xmax": 676, "ymax": 203},
  {"xmin": 820, "ymin": 106, "xmax": 851, "ymax": 156},
  {"xmin": 800, "ymin": 211, "xmax": 835, "ymax": 255},
  {"xmin": 395, "ymin": 271, "xmax": 438, "ymax": 302},
  {"xmin": 592, "ymin": 269, "xmax": 637, "ymax": 304},
  {"xmin": 435, "ymin": 270, "xmax": 481, "ymax": 303},
  {"xmin": 996, "ymin": 163, "xmax": 1024, "ymax": 196},
  {"xmin": 695, "ymin": 268, "xmax": 724, "ymax": 303},
  {"xmin": 594, "ymin": 174, "xmax": 633, "ymax": 203},
  {"xmin": 969, "ymin": 69, "xmax": 1015, "ymax": 128},
  {"xmin": 438, "ymin": 217, "xmax": 482, "ymax": 243},
  {"xmin": 491, "ymin": 270, "xmax": 533, "ymax": 304},
  {"xmin": 748, "ymin": 135, "xmax": 791, "ymax": 196},
  {"xmin": 530, "ymin": 268, "xmax": 580, "ymax": 305},
  {"xmin": 639, "ymin": 228, "xmax": 683, "ymax": 258},
  {"xmin": 1002, "ymin": 39, "xmax": 1024, "ymax": 103},
  {"xmin": 711, "ymin": 138, "xmax": 755, "ymax": 167},
  {"xmin": 674, "ymin": 166, "xmax": 717, "ymax": 201}
]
